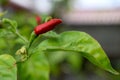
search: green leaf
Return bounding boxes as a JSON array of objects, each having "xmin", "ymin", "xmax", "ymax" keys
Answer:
[
  {"xmin": 0, "ymin": 29, "xmax": 8, "ymax": 38},
  {"xmin": 66, "ymin": 52, "xmax": 83, "ymax": 72},
  {"xmin": 45, "ymin": 50, "xmax": 67, "ymax": 75},
  {"xmin": 0, "ymin": 54, "xmax": 17, "ymax": 80},
  {"xmin": 19, "ymin": 50, "xmax": 49, "ymax": 80},
  {"xmin": 38, "ymin": 31, "xmax": 119, "ymax": 75},
  {"xmin": 42, "ymin": 31, "xmax": 59, "ymax": 38},
  {"xmin": 2, "ymin": 18, "xmax": 17, "ymax": 31},
  {"xmin": 46, "ymin": 50, "xmax": 83, "ymax": 75}
]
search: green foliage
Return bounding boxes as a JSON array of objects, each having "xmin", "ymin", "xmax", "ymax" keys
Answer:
[
  {"xmin": 2, "ymin": 18, "xmax": 28, "ymax": 43},
  {"xmin": 0, "ymin": 11, "xmax": 7, "ymax": 18},
  {"xmin": 19, "ymin": 50, "xmax": 49, "ymax": 80},
  {"xmin": 2, "ymin": 18, "xmax": 17, "ymax": 31},
  {"xmin": 38, "ymin": 31, "xmax": 119, "ymax": 75},
  {"xmin": 0, "ymin": 54, "xmax": 17, "ymax": 80},
  {"xmin": 66, "ymin": 52, "xmax": 83, "ymax": 72},
  {"xmin": 46, "ymin": 50, "xmax": 83, "ymax": 75},
  {"xmin": 0, "ymin": 16, "xmax": 119, "ymax": 80}
]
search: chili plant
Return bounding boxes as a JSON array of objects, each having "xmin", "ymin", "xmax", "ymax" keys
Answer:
[{"xmin": 0, "ymin": 14, "xmax": 119, "ymax": 80}]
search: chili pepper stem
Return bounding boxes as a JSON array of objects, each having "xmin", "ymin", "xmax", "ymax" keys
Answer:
[
  {"xmin": 28, "ymin": 31, "xmax": 37, "ymax": 49},
  {"xmin": 45, "ymin": 16, "xmax": 52, "ymax": 22}
]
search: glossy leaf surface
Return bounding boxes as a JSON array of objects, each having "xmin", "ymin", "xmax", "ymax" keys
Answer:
[{"xmin": 38, "ymin": 31, "xmax": 119, "ymax": 75}]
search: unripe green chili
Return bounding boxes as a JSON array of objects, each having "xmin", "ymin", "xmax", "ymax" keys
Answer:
[{"xmin": 34, "ymin": 19, "xmax": 62, "ymax": 35}]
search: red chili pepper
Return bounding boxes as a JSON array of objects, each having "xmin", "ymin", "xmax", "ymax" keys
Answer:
[
  {"xmin": 36, "ymin": 16, "xmax": 41, "ymax": 25},
  {"xmin": 34, "ymin": 19, "xmax": 62, "ymax": 35}
]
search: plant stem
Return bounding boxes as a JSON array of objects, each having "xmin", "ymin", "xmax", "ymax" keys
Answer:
[{"xmin": 15, "ymin": 30, "xmax": 28, "ymax": 43}]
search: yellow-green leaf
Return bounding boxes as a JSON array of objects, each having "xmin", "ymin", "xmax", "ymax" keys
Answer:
[
  {"xmin": 20, "ymin": 51, "xmax": 49, "ymax": 80},
  {"xmin": 38, "ymin": 31, "xmax": 119, "ymax": 75},
  {"xmin": 0, "ymin": 54, "xmax": 17, "ymax": 80}
]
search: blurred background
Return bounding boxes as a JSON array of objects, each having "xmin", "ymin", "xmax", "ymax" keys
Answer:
[{"xmin": 0, "ymin": 0, "xmax": 120, "ymax": 80}]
